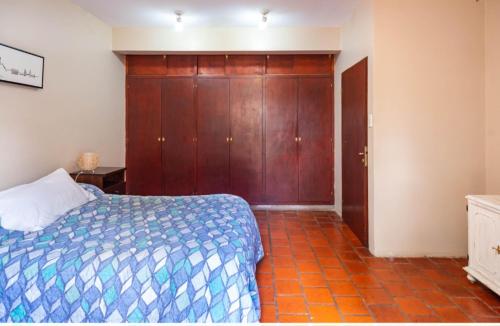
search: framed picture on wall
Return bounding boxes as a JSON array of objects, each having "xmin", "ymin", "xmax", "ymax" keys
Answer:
[{"xmin": 0, "ymin": 43, "xmax": 44, "ymax": 88}]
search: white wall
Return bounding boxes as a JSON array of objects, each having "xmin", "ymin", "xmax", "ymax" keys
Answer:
[
  {"xmin": 334, "ymin": 0, "xmax": 375, "ymax": 248},
  {"xmin": 337, "ymin": 0, "xmax": 486, "ymax": 256},
  {"xmin": 371, "ymin": 0, "xmax": 485, "ymax": 256},
  {"xmin": 485, "ymin": 0, "xmax": 500, "ymax": 194},
  {"xmin": 113, "ymin": 26, "xmax": 341, "ymax": 53},
  {"xmin": 0, "ymin": 0, "xmax": 125, "ymax": 190}
]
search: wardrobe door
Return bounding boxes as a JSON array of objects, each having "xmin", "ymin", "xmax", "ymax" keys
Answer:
[
  {"xmin": 298, "ymin": 77, "xmax": 333, "ymax": 203},
  {"xmin": 265, "ymin": 77, "xmax": 299, "ymax": 203},
  {"xmin": 163, "ymin": 78, "xmax": 195, "ymax": 195},
  {"xmin": 229, "ymin": 78, "xmax": 263, "ymax": 203},
  {"xmin": 126, "ymin": 78, "xmax": 163, "ymax": 195},
  {"xmin": 196, "ymin": 78, "xmax": 230, "ymax": 194}
]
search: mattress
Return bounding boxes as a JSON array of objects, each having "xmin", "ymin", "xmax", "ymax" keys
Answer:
[{"xmin": 0, "ymin": 184, "xmax": 264, "ymax": 322}]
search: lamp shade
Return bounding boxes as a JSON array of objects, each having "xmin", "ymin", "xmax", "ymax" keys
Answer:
[{"xmin": 78, "ymin": 152, "xmax": 99, "ymax": 172}]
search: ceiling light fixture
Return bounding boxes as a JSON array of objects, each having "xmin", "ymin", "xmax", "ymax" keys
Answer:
[
  {"xmin": 175, "ymin": 10, "xmax": 184, "ymax": 32},
  {"xmin": 259, "ymin": 9, "xmax": 270, "ymax": 30}
]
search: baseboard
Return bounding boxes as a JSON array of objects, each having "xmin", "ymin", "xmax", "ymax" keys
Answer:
[
  {"xmin": 371, "ymin": 249, "xmax": 467, "ymax": 258},
  {"xmin": 251, "ymin": 205, "xmax": 337, "ymax": 212}
]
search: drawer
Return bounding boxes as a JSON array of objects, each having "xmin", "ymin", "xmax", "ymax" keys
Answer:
[
  {"xmin": 104, "ymin": 182, "xmax": 126, "ymax": 195},
  {"xmin": 103, "ymin": 171, "xmax": 125, "ymax": 189}
]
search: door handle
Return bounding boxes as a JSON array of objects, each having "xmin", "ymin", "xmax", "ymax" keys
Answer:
[
  {"xmin": 360, "ymin": 146, "xmax": 368, "ymax": 167},
  {"xmin": 157, "ymin": 137, "xmax": 161, "ymax": 142},
  {"xmin": 226, "ymin": 137, "xmax": 230, "ymax": 143},
  {"xmin": 295, "ymin": 137, "xmax": 298, "ymax": 142},
  {"xmin": 492, "ymin": 245, "xmax": 500, "ymax": 255},
  {"xmin": 298, "ymin": 137, "xmax": 302, "ymax": 142}
]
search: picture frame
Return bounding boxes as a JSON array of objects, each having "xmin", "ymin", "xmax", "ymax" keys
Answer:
[{"xmin": 0, "ymin": 43, "xmax": 44, "ymax": 89}]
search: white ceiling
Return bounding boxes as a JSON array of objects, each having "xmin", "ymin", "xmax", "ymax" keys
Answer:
[{"xmin": 72, "ymin": 0, "xmax": 360, "ymax": 28}]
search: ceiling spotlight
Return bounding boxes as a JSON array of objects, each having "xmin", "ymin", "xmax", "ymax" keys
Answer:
[
  {"xmin": 259, "ymin": 9, "xmax": 270, "ymax": 30},
  {"xmin": 175, "ymin": 10, "xmax": 184, "ymax": 32}
]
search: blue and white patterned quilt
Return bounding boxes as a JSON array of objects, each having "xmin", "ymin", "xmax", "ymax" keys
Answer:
[{"xmin": 0, "ymin": 184, "xmax": 264, "ymax": 322}]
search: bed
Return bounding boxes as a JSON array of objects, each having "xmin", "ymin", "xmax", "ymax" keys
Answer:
[{"xmin": 0, "ymin": 184, "xmax": 264, "ymax": 322}]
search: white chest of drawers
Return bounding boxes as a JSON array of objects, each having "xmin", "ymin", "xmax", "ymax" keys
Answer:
[{"xmin": 464, "ymin": 195, "xmax": 500, "ymax": 295}]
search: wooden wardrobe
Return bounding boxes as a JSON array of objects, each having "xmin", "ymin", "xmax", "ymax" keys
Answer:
[{"xmin": 126, "ymin": 54, "xmax": 333, "ymax": 205}]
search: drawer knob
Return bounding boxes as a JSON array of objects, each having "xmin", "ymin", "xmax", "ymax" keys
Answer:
[{"xmin": 492, "ymin": 245, "xmax": 500, "ymax": 255}]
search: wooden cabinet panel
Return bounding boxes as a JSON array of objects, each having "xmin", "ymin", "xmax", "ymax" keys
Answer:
[
  {"xmin": 198, "ymin": 55, "xmax": 226, "ymax": 75},
  {"xmin": 163, "ymin": 78, "xmax": 196, "ymax": 195},
  {"xmin": 125, "ymin": 55, "xmax": 334, "ymax": 204},
  {"xmin": 265, "ymin": 77, "xmax": 299, "ymax": 203},
  {"xmin": 196, "ymin": 78, "xmax": 230, "ymax": 194},
  {"xmin": 294, "ymin": 55, "xmax": 332, "ymax": 75},
  {"xmin": 126, "ymin": 78, "xmax": 163, "ymax": 195},
  {"xmin": 229, "ymin": 78, "xmax": 264, "ymax": 203},
  {"xmin": 166, "ymin": 55, "xmax": 197, "ymax": 76},
  {"xmin": 266, "ymin": 55, "xmax": 295, "ymax": 74},
  {"xmin": 127, "ymin": 54, "xmax": 332, "ymax": 76},
  {"xmin": 127, "ymin": 55, "xmax": 167, "ymax": 75},
  {"xmin": 226, "ymin": 55, "xmax": 265, "ymax": 75},
  {"xmin": 267, "ymin": 55, "xmax": 332, "ymax": 75},
  {"xmin": 298, "ymin": 77, "xmax": 333, "ymax": 203}
]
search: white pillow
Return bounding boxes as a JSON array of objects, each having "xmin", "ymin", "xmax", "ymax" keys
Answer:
[{"xmin": 0, "ymin": 168, "xmax": 96, "ymax": 232}]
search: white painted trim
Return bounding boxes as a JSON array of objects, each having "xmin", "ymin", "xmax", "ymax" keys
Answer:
[
  {"xmin": 370, "ymin": 249, "xmax": 467, "ymax": 258},
  {"xmin": 113, "ymin": 27, "xmax": 341, "ymax": 53},
  {"xmin": 116, "ymin": 50, "xmax": 340, "ymax": 55},
  {"xmin": 251, "ymin": 205, "xmax": 337, "ymax": 212},
  {"xmin": 466, "ymin": 195, "xmax": 500, "ymax": 214}
]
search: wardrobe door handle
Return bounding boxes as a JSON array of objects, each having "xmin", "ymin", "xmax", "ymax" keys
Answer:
[
  {"xmin": 492, "ymin": 245, "xmax": 500, "ymax": 255},
  {"xmin": 295, "ymin": 137, "xmax": 298, "ymax": 142},
  {"xmin": 157, "ymin": 137, "xmax": 161, "ymax": 142}
]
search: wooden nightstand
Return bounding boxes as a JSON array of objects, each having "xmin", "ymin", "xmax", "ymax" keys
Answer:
[{"xmin": 70, "ymin": 167, "xmax": 126, "ymax": 195}]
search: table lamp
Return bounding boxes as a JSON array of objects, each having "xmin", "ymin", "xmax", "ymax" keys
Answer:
[{"xmin": 77, "ymin": 152, "xmax": 99, "ymax": 173}]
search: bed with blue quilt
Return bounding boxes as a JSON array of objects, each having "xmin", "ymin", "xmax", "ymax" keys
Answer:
[{"xmin": 0, "ymin": 184, "xmax": 264, "ymax": 322}]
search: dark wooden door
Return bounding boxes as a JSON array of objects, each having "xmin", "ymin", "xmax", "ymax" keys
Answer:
[
  {"xmin": 162, "ymin": 78, "xmax": 195, "ymax": 195},
  {"xmin": 196, "ymin": 78, "xmax": 230, "ymax": 194},
  {"xmin": 265, "ymin": 77, "xmax": 298, "ymax": 203},
  {"xmin": 342, "ymin": 58, "xmax": 368, "ymax": 247},
  {"xmin": 298, "ymin": 77, "xmax": 333, "ymax": 203},
  {"xmin": 229, "ymin": 78, "xmax": 263, "ymax": 203},
  {"xmin": 126, "ymin": 78, "xmax": 163, "ymax": 195}
]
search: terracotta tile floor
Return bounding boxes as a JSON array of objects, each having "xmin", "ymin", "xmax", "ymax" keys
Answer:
[{"xmin": 254, "ymin": 210, "xmax": 500, "ymax": 323}]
